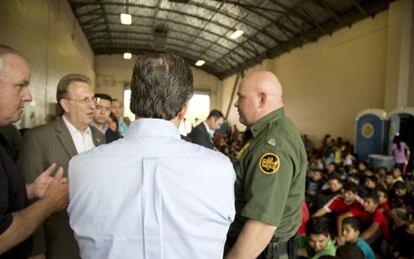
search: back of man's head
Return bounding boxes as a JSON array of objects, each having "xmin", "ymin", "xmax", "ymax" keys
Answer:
[{"xmin": 130, "ymin": 53, "xmax": 193, "ymax": 120}]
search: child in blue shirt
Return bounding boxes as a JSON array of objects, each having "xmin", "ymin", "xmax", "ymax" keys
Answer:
[{"xmin": 341, "ymin": 217, "xmax": 375, "ymax": 259}]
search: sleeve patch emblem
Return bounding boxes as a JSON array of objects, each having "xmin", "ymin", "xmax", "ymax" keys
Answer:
[{"xmin": 259, "ymin": 153, "xmax": 280, "ymax": 175}]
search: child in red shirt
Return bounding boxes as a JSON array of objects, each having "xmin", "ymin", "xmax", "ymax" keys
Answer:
[
  {"xmin": 337, "ymin": 191, "xmax": 389, "ymax": 246},
  {"xmin": 313, "ymin": 183, "xmax": 363, "ymax": 217}
]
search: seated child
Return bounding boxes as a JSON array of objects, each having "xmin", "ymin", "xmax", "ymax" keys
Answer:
[
  {"xmin": 376, "ymin": 188, "xmax": 390, "ymax": 213},
  {"xmin": 341, "ymin": 217, "xmax": 375, "ymax": 259},
  {"xmin": 389, "ymin": 181, "xmax": 414, "ymax": 227},
  {"xmin": 299, "ymin": 217, "xmax": 336, "ymax": 259},
  {"xmin": 307, "ymin": 169, "xmax": 324, "ymax": 198},
  {"xmin": 337, "ymin": 191, "xmax": 389, "ymax": 250},
  {"xmin": 364, "ymin": 176, "xmax": 377, "ymax": 191},
  {"xmin": 313, "ymin": 183, "xmax": 363, "ymax": 218},
  {"xmin": 391, "ymin": 222, "xmax": 414, "ymax": 258},
  {"xmin": 392, "ymin": 167, "xmax": 404, "ymax": 184},
  {"xmin": 347, "ymin": 174, "xmax": 367, "ymax": 198}
]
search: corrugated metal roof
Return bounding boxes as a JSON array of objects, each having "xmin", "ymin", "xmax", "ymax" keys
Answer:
[{"xmin": 68, "ymin": 0, "xmax": 394, "ymax": 79}]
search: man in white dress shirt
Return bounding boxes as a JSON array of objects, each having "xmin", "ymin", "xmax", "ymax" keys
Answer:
[
  {"xmin": 68, "ymin": 53, "xmax": 236, "ymax": 259},
  {"xmin": 18, "ymin": 74, "xmax": 105, "ymax": 259}
]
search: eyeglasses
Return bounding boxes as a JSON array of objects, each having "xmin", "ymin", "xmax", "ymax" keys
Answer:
[{"xmin": 65, "ymin": 96, "xmax": 97, "ymax": 104}]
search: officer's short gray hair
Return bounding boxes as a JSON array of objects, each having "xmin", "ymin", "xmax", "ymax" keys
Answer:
[{"xmin": 130, "ymin": 53, "xmax": 193, "ymax": 120}]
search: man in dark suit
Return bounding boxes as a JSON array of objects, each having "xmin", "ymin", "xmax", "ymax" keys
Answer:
[
  {"xmin": 91, "ymin": 93, "xmax": 120, "ymax": 143},
  {"xmin": 0, "ymin": 44, "xmax": 68, "ymax": 259},
  {"xmin": 189, "ymin": 109, "xmax": 224, "ymax": 149},
  {"xmin": 18, "ymin": 74, "xmax": 105, "ymax": 259}
]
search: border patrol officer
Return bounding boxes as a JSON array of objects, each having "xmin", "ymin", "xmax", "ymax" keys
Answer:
[{"xmin": 225, "ymin": 71, "xmax": 307, "ymax": 259}]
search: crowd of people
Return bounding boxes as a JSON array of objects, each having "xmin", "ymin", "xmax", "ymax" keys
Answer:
[
  {"xmin": 1, "ymin": 42, "xmax": 413, "ymax": 259},
  {"xmin": 1, "ymin": 45, "xmax": 306, "ymax": 259},
  {"xmin": 212, "ymin": 130, "xmax": 414, "ymax": 259}
]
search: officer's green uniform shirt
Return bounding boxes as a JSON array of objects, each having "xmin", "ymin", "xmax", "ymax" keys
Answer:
[{"xmin": 229, "ymin": 108, "xmax": 307, "ymax": 241}]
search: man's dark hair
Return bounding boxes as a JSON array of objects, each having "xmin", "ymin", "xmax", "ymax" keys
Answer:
[
  {"xmin": 95, "ymin": 93, "xmax": 112, "ymax": 102},
  {"xmin": 130, "ymin": 53, "xmax": 193, "ymax": 120},
  {"xmin": 343, "ymin": 217, "xmax": 361, "ymax": 232},
  {"xmin": 207, "ymin": 109, "xmax": 224, "ymax": 120},
  {"xmin": 343, "ymin": 182, "xmax": 358, "ymax": 194},
  {"xmin": 305, "ymin": 217, "xmax": 331, "ymax": 236},
  {"xmin": 336, "ymin": 243, "xmax": 364, "ymax": 259},
  {"xmin": 364, "ymin": 191, "xmax": 380, "ymax": 204},
  {"xmin": 56, "ymin": 74, "xmax": 92, "ymax": 115}
]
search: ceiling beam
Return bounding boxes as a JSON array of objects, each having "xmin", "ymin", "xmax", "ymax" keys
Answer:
[{"xmin": 72, "ymin": 1, "xmax": 270, "ymax": 50}]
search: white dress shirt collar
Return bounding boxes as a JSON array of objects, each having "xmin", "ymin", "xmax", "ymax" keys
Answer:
[
  {"xmin": 62, "ymin": 115, "xmax": 95, "ymax": 153},
  {"xmin": 125, "ymin": 118, "xmax": 181, "ymax": 140},
  {"xmin": 203, "ymin": 121, "xmax": 215, "ymax": 138}
]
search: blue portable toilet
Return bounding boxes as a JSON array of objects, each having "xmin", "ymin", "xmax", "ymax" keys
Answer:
[
  {"xmin": 387, "ymin": 107, "xmax": 414, "ymax": 170},
  {"xmin": 355, "ymin": 109, "xmax": 387, "ymax": 162}
]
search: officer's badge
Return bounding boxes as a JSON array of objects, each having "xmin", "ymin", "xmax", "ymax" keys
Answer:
[{"xmin": 259, "ymin": 153, "xmax": 280, "ymax": 175}]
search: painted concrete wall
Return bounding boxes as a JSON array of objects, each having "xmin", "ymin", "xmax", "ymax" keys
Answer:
[
  {"xmin": 0, "ymin": 0, "xmax": 95, "ymax": 128},
  {"xmin": 222, "ymin": 11, "xmax": 389, "ymax": 145}
]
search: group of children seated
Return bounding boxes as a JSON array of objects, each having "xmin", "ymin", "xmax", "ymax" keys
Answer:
[
  {"xmin": 300, "ymin": 136, "xmax": 414, "ymax": 259},
  {"xmin": 214, "ymin": 129, "xmax": 414, "ymax": 258}
]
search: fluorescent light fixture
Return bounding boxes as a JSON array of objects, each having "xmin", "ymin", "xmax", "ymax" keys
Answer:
[
  {"xmin": 123, "ymin": 52, "xmax": 132, "ymax": 59},
  {"xmin": 230, "ymin": 29, "xmax": 244, "ymax": 39},
  {"xmin": 195, "ymin": 60, "xmax": 205, "ymax": 67},
  {"xmin": 120, "ymin": 13, "xmax": 132, "ymax": 25}
]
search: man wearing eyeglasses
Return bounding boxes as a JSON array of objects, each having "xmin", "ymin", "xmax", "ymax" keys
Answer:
[{"xmin": 17, "ymin": 74, "xmax": 105, "ymax": 259}]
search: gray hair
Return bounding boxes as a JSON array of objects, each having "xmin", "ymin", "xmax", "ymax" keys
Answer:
[
  {"xmin": 56, "ymin": 74, "xmax": 92, "ymax": 115},
  {"xmin": 0, "ymin": 44, "xmax": 26, "ymax": 75},
  {"xmin": 130, "ymin": 53, "xmax": 193, "ymax": 120}
]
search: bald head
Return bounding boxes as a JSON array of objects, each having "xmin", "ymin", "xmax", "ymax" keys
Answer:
[
  {"xmin": 235, "ymin": 71, "xmax": 284, "ymax": 126},
  {"xmin": 246, "ymin": 71, "xmax": 283, "ymax": 98}
]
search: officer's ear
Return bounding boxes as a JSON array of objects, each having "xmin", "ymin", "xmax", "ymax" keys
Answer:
[{"xmin": 258, "ymin": 92, "xmax": 266, "ymax": 108}]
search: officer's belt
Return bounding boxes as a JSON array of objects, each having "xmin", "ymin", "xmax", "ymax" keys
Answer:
[{"xmin": 268, "ymin": 238, "xmax": 288, "ymax": 255}]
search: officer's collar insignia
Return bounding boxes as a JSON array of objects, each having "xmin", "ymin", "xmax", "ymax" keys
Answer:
[
  {"xmin": 259, "ymin": 153, "xmax": 280, "ymax": 175},
  {"xmin": 237, "ymin": 142, "xmax": 250, "ymax": 161},
  {"xmin": 267, "ymin": 138, "xmax": 276, "ymax": 146}
]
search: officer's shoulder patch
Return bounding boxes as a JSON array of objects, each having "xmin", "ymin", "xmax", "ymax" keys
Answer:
[{"xmin": 258, "ymin": 153, "xmax": 280, "ymax": 175}]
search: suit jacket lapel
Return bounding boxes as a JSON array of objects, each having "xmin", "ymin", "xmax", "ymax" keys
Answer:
[
  {"xmin": 202, "ymin": 123, "xmax": 213, "ymax": 143},
  {"xmin": 55, "ymin": 118, "xmax": 78, "ymax": 158},
  {"xmin": 91, "ymin": 127, "xmax": 105, "ymax": 146}
]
